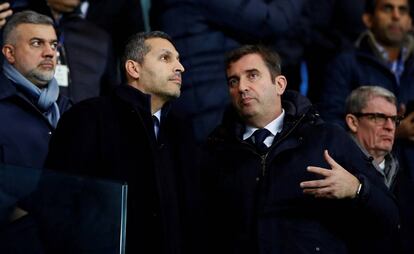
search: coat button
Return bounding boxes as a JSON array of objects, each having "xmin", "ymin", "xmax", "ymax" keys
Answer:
[
  {"xmin": 255, "ymin": 177, "xmax": 260, "ymax": 182},
  {"xmin": 315, "ymin": 246, "xmax": 320, "ymax": 252},
  {"xmin": 48, "ymin": 131, "xmax": 52, "ymax": 135}
]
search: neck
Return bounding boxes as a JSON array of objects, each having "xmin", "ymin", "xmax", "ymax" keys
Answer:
[
  {"xmin": 151, "ymin": 97, "xmax": 164, "ymax": 115},
  {"xmin": 371, "ymin": 151, "xmax": 386, "ymax": 166},
  {"xmin": 385, "ymin": 46, "xmax": 401, "ymax": 61}
]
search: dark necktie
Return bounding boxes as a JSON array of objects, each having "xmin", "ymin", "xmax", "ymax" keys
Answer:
[
  {"xmin": 253, "ymin": 128, "xmax": 271, "ymax": 154},
  {"xmin": 152, "ymin": 115, "xmax": 160, "ymax": 139}
]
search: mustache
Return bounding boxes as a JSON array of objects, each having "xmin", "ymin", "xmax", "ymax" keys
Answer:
[{"xmin": 39, "ymin": 59, "xmax": 55, "ymax": 65}]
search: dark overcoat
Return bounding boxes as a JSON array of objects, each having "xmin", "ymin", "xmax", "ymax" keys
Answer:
[
  {"xmin": 45, "ymin": 85, "xmax": 199, "ymax": 254},
  {"xmin": 204, "ymin": 91, "xmax": 399, "ymax": 254}
]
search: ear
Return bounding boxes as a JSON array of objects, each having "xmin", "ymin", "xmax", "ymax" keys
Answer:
[
  {"xmin": 2, "ymin": 45, "xmax": 15, "ymax": 64},
  {"xmin": 125, "ymin": 60, "xmax": 140, "ymax": 80},
  {"xmin": 345, "ymin": 114, "xmax": 359, "ymax": 133},
  {"xmin": 362, "ymin": 13, "xmax": 373, "ymax": 29},
  {"xmin": 274, "ymin": 75, "xmax": 287, "ymax": 96}
]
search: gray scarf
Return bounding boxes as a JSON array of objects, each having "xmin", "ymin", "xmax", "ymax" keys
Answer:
[{"xmin": 3, "ymin": 61, "xmax": 60, "ymax": 128}]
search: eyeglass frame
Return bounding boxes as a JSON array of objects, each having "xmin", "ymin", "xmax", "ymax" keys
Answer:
[{"xmin": 351, "ymin": 112, "xmax": 403, "ymax": 126}]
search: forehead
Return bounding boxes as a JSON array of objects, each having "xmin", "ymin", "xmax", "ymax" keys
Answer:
[
  {"xmin": 227, "ymin": 53, "xmax": 267, "ymax": 74},
  {"xmin": 376, "ymin": 0, "xmax": 409, "ymax": 7},
  {"xmin": 364, "ymin": 96, "xmax": 397, "ymax": 113},
  {"xmin": 145, "ymin": 37, "xmax": 178, "ymax": 56},
  {"xmin": 14, "ymin": 23, "xmax": 57, "ymax": 41}
]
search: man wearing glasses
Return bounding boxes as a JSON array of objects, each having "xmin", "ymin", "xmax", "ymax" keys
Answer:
[
  {"xmin": 344, "ymin": 86, "xmax": 414, "ymax": 254},
  {"xmin": 345, "ymin": 86, "xmax": 401, "ymax": 187}
]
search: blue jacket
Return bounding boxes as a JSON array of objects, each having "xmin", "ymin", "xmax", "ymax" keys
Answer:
[
  {"xmin": 204, "ymin": 91, "xmax": 399, "ymax": 254},
  {"xmin": 319, "ymin": 33, "xmax": 414, "ymax": 125},
  {"xmin": 151, "ymin": 0, "xmax": 306, "ymax": 143},
  {"xmin": 0, "ymin": 71, "xmax": 71, "ymax": 169}
]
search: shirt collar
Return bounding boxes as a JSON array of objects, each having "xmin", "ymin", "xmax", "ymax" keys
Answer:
[
  {"xmin": 243, "ymin": 109, "xmax": 285, "ymax": 140},
  {"xmin": 153, "ymin": 109, "xmax": 161, "ymax": 124}
]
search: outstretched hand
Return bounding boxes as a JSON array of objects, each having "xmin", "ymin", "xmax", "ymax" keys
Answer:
[{"xmin": 300, "ymin": 150, "xmax": 360, "ymax": 199}]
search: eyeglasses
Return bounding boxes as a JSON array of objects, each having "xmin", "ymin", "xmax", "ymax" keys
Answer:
[{"xmin": 352, "ymin": 112, "xmax": 402, "ymax": 126}]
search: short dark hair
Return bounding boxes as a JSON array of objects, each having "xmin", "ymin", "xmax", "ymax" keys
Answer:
[
  {"xmin": 225, "ymin": 44, "xmax": 282, "ymax": 81},
  {"xmin": 364, "ymin": 0, "xmax": 410, "ymax": 14},
  {"xmin": 3, "ymin": 10, "xmax": 54, "ymax": 45},
  {"xmin": 122, "ymin": 31, "xmax": 173, "ymax": 65}
]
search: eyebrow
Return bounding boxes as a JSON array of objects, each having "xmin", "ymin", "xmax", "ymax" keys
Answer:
[
  {"xmin": 30, "ymin": 37, "xmax": 58, "ymax": 43},
  {"xmin": 227, "ymin": 68, "xmax": 260, "ymax": 80},
  {"xmin": 159, "ymin": 49, "xmax": 180, "ymax": 58}
]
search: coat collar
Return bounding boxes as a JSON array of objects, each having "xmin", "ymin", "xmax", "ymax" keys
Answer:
[
  {"xmin": 114, "ymin": 84, "xmax": 171, "ymax": 119},
  {"xmin": 0, "ymin": 71, "xmax": 18, "ymax": 101},
  {"xmin": 211, "ymin": 90, "xmax": 321, "ymax": 142}
]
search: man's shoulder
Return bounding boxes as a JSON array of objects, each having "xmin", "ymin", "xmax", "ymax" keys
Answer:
[
  {"xmin": 300, "ymin": 120, "xmax": 349, "ymax": 141},
  {"xmin": 59, "ymin": 96, "xmax": 114, "ymax": 122}
]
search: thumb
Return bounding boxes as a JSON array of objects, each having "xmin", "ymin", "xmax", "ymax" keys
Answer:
[{"xmin": 324, "ymin": 150, "xmax": 340, "ymax": 170}]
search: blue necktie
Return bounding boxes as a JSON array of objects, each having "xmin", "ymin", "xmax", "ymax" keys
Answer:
[{"xmin": 253, "ymin": 129, "xmax": 271, "ymax": 154}]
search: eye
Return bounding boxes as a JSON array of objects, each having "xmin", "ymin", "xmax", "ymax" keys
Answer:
[
  {"xmin": 31, "ymin": 40, "xmax": 41, "ymax": 47},
  {"xmin": 51, "ymin": 42, "xmax": 58, "ymax": 50},
  {"xmin": 247, "ymin": 72, "xmax": 259, "ymax": 81},
  {"xmin": 382, "ymin": 5, "xmax": 394, "ymax": 13},
  {"xmin": 399, "ymin": 6, "xmax": 409, "ymax": 15},
  {"xmin": 228, "ymin": 78, "xmax": 239, "ymax": 88},
  {"xmin": 160, "ymin": 54, "xmax": 170, "ymax": 62}
]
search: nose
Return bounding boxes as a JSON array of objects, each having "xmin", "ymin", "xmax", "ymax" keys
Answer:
[
  {"xmin": 392, "ymin": 8, "xmax": 401, "ymax": 20},
  {"xmin": 238, "ymin": 77, "xmax": 249, "ymax": 92},
  {"xmin": 175, "ymin": 59, "xmax": 185, "ymax": 73},
  {"xmin": 43, "ymin": 43, "xmax": 56, "ymax": 58},
  {"xmin": 383, "ymin": 117, "xmax": 396, "ymax": 130}
]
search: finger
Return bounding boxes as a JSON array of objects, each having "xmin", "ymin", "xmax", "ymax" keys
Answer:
[
  {"xmin": 323, "ymin": 150, "xmax": 340, "ymax": 169},
  {"xmin": 300, "ymin": 179, "xmax": 328, "ymax": 189},
  {"xmin": 0, "ymin": 9, "xmax": 13, "ymax": 20},
  {"xmin": 0, "ymin": 2, "xmax": 10, "ymax": 11},
  {"xmin": 306, "ymin": 166, "xmax": 332, "ymax": 177},
  {"xmin": 303, "ymin": 187, "xmax": 334, "ymax": 198}
]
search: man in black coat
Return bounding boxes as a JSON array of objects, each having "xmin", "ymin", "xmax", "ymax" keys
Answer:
[
  {"xmin": 343, "ymin": 86, "xmax": 414, "ymax": 254},
  {"xmin": 45, "ymin": 31, "xmax": 199, "ymax": 254},
  {"xmin": 204, "ymin": 45, "xmax": 399, "ymax": 254}
]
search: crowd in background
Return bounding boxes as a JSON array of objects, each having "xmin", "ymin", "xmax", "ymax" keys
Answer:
[{"xmin": 0, "ymin": 0, "xmax": 414, "ymax": 254}]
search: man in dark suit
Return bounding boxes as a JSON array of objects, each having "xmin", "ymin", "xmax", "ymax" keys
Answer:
[
  {"xmin": 204, "ymin": 44, "xmax": 399, "ymax": 254},
  {"xmin": 46, "ymin": 31, "xmax": 199, "ymax": 254}
]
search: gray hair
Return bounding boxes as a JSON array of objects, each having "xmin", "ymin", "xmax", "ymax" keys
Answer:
[
  {"xmin": 3, "ymin": 10, "xmax": 55, "ymax": 45},
  {"xmin": 122, "ymin": 31, "xmax": 173, "ymax": 65},
  {"xmin": 345, "ymin": 86, "xmax": 397, "ymax": 114}
]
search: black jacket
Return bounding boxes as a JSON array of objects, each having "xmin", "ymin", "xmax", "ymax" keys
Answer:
[
  {"xmin": 204, "ymin": 91, "xmax": 399, "ymax": 254},
  {"xmin": 45, "ymin": 85, "xmax": 198, "ymax": 254}
]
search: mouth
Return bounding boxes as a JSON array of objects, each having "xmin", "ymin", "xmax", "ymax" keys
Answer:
[
  {"xmin": 380, "ymin": 136, "xmax": 394, "ymax": 143},
  {"xmin": 240, "ymin": 97, "xmax": 254, "ymax": 105},
  {"xmin": 169, "ymin": 78, "xmax": 182, "ymax": 84},
  {"xmin": 39, "ymin": 61, "xmax": 54, "ymax": 69}
]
